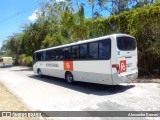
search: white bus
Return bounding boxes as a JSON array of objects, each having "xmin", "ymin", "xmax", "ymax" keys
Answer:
[
  {"xmin": 0, "ymin": 57, "xmax": 13, "ymax": 67},
  {"xmin": 33, "ymin": 34, "xmax": 138, "ymax": 85}
]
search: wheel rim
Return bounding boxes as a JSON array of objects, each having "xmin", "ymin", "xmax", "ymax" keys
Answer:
[{"xmin": 67, "ymin": 74, "xmax": 73, "ymax": 83}]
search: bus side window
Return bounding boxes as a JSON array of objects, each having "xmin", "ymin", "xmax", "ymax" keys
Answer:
[
  {"xmin": 35, "ymin": 53, "xmax": 38, "ymax": 61},
  {"xmin": 89, "ymin": 42, "xmax": 98, "ymax": 59},
  {"xmin": 79, "ymin": 44, "xmax": 88, "ymax": 59},
  {"xmin": 55, "ymin": 49, "xmax": 59, "ymax": 60},
  {"xmin": 72, "ymin": 45, "xmax": 79, "ymax": 59},
  {"xmin": 37, "ymin": 52, "xmax": 43, "ymax": 61},
  {"xmin": 42, "ymin": 51, "xmax": 46, "ymax": 61},
  {"xmin": 38, "ymin": 53, "xmax": 42, "ymax": 61},
  {"xmin": 50, "ymin": 50, "xmax": 55, "ymax": 60},
  {"xmin": 59, "ymin": 48, "xmax": 65, "ymax": 60},
  {"xmin": 65, "ymin": 47, "xmax": 71, "ymax": 60},
  {"xmin": 46, "ymin": 50, "xmax": 51, "ymax": 60},
  {"xmin": 99, "ymin": 39, "xmax": 111, "ymax": 59}
]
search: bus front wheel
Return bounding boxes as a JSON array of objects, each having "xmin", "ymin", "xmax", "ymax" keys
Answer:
[
  {"xmin": 65, "ymin": 72, "xmax": 74, "ymax": 84},
  {"xmin": 37, "ymin": 69, "xmax": 42, "ymax": 77}
]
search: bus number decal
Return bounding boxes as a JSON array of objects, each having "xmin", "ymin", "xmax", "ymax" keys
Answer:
[
  {"xmin": 120, "ymin": 60, "xmax": 126, "ymax": 73},
  {"xmin": 64, "ymin": 61, "xmax": 73, "ymax": 71}
]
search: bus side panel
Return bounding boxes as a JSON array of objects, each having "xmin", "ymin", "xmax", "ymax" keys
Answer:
[
  {"xmin": 73, "ymin": 71, "xmax": 112, "ymax": 85},
  {"xmin": 33, "ymin": 60, "xmax": 112, "ymax": 85},
  {"xmin": 73, "ymin": 61, "xmax": 112, "ymax": 85},
  {"xmin": 46, "ymin": 61, "xmax": 64, "ymax": 78},
  {"xmin": 33, "ymin": 61, "xmax": 65, "ymax": 78}
]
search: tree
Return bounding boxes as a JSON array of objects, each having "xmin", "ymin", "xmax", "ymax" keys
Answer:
[
  {"xmin": 132, "ymin": 0, "xmax": 157, "ymax": 8},
  {"xmin": 73, "ymin": 5, "xmax": 89, "ymax": 40},
  {"xmin": 87, "ymin": 0, "xmax": 108, "ymax": 37},
  {"xmin": 110, "ymin": 0, "xmax": 129, "ymax": 14},
  {"xmin": 1, "ymin": 33, "xmax": 24, "ymax": 63}
]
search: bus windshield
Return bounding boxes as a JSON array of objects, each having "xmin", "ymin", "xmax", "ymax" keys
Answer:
[
  {"xmin": 0, "ymin": 58, "xmax": 3, "ymax": 62},
  {"xmin": 117, "ymin": 37, "xmax": 136, "ymax": 51}
]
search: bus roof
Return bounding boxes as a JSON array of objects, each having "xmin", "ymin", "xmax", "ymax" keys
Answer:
[{"xmin": 34, "ymin": 33, "xmax": 134, "ymax": 53}]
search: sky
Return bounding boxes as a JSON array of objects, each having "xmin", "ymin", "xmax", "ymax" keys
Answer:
[
  {"xmin": 0, "ymin": 0, "xmax": 110, "ymax": 48},
  {"xmin": 0, "ymin": 0, "xmax": 46, "ymax": 47}
]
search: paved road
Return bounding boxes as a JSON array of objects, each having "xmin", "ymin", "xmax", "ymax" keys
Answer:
[{"xmin": 0, "ymin": 66, "xmax": 160, "ymax": 120}]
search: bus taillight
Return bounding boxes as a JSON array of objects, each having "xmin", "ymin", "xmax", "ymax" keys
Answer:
[{"xmin": 112, "ymin": 64, "xmax": 119, "ymax": 73}]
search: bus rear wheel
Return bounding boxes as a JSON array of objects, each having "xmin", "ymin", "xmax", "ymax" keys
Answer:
[{"xmin": 65, "ymin": 72, "xmax": 74, "ymax": 84}]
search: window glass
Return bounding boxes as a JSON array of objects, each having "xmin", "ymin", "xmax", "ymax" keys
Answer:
[
  {"xmin": 59, "ymin": 48, "xmax": 65, "ymax": 60},
  {"xmin": 46, "ymin": 50, "xmax": 51, "ymax": 60},
  {"xmin": 79, "ymin": 44, "xmax": 88, "ymax": 59},
  {"xmin": 50, "ymin": 50, "xmax": 56, "ymax": 60},
  {"xmin": 36, "ymin": 53, "xmax": 39, "ymax": 61},
  {"xmin": 72, "ymin": 45, "xmax": 79, "ymax": 59},
  {"xmin": 55, "ymin": 49, "xmax": 59, "ymax": 60},
  {"xmin": 117, "ymin": 37, "xmax": 136, "ymax": 51},
  {"xmin": 65, "ymin": 47, "xmax": 72, "ymax": 59},
  {"xmin": 42, "ymin": 51, "xmax": 46, "ymax": 60},
  {"xmin": 37, "ymin": 52, "xmax": 42, "ymax": 61},
  {"xmin": 89, "ymin": 42, "xmax": 98, "ymax": 59},
  {"xmin": 99, "ymin": 40, "xmax": 111, "ymax": 59}
]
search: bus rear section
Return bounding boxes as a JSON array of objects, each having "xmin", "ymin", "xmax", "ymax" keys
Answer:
[{"xmin": 111, "ymin": 35, "xmax": 138, "ymax": 85}]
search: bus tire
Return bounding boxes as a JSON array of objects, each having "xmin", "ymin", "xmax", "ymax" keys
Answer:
[
  {"xmin": 65, "ymin": 72, "xmax": 74, "ymax": 84},
  {"xmin": 37, "ymin": 69, "xmax": 42, "ymax": 77}
]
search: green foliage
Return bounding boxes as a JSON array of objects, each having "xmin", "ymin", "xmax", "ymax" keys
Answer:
[
  {"xmin": 1, "ymin": 1, "xmax": 160, "ymax": 76},
  {"xmin": 19, "ymin": 54, "xmax": 26, "ymax": 66},
  {"xmin": 0, "ymin": 52, "xmax": 14, "ymax": 58},
  {"xmin": 89, "ymin": 3, "xmax": 160, "ymax": 76},
  {"xmin": 110, "ymin": 0, "xmax": 129, "ymax": 14},
  {"xmin": 24, "ymin": 56, "xmax": 33, "ymax": 67},
  {"xmin": 19, "ymin": 54, "xmax": 33, "ymax": 67},
  {"xmin": 42, "ymin": 32, "xmax": 67, "ymax": 48}
]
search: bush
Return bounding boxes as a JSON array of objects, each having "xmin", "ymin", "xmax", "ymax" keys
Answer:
[
  {"xmin": 24, "ymin": 56, "xmax": 33, "ymax": 67},
  {"xmin": 18, "ymin": 54, "xmax": 33, "ymax": 67},
  {"xmin": 87, "ymin": 3, "xmax": 160, "ymax": 77},
  {"xmin": 19, "ymin": 54, "xmax": 26, "ymax": 66}
]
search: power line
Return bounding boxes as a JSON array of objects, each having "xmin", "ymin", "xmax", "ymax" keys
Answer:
[
  {"xmin": 0, "ymin": 12, "xmax": 20, "ymax": 24},
  {"xmin": 0, "ymin": 37, "xmax": 8, "ymax": 41},
  {"xmin": 0, "ymin": 8, "xmax": 36, "ymax": 42},
  {"xmin": 0, "ymin": 8, "xmax": 36, "ymax": 24},
  {"xmin": 0, "ymin": 34, "xmax": 11, "ymax": 38}
]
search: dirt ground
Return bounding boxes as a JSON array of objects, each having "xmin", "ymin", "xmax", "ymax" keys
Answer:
[{"xmin": 0, "ymin": 82, "xmax": 38, "ymax": 120}]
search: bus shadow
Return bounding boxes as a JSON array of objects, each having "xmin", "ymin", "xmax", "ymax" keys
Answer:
[{"xmin": 28, "ymin": 75, "xmax": 135, "ymax": 96}]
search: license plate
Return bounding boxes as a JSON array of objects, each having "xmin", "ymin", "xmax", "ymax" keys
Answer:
[{"xmin": 127, "ymin": 74, "xmax": 133, "ymax": 79}]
